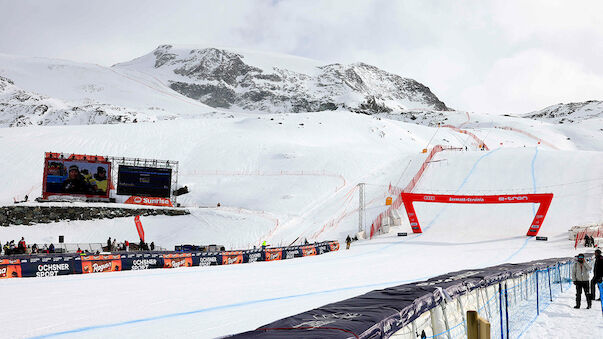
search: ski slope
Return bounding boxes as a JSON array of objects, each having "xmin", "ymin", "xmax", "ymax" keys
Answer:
[{"xmin": 0, "ymin": 110, "xmax": 602, "ymax": 338}]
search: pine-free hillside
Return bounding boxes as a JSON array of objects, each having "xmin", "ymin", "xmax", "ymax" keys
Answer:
[
  {"xmin": 113, "ymin": 44, "xmax": 450, "ymax": 114},
  {"xmin": 523, "ymin": 100, "xmax": 603, "ymax": 124}
]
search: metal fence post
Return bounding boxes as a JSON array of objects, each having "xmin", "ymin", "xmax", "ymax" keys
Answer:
[
  {"xmin": 547, "ymin": 267, "xmax": 553, "ymax": 302},
  {"xmin": 504, "ymin": 282, "xmax": 509, "ymax": 339},
  {"xmin": 498, "ymin": 283, "xmax": 504, "ymax": 339},
  {"xmin": 536, "ymin": 270, "xmax": 540, "ymax": 315},
  {"xmin": 557, "ymin": 264, "xmax": 563, "ymax": 293}
]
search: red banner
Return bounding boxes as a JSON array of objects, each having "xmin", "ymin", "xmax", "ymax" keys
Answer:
[
  {"xmin": 302, "ymin": 246, "xmax": 317, "ymax": 256},
  {"xmin": 0, "ymin": 259, "xmax": 22, "ymax": 279},
  {"xmin": 125, "ymin": 196, "xmax": 173, "ymax": 207},
  {"xmin": 134, "ymin": 215, "xmax": 145, "ymax": 242},
  {"xmin": 222, "ymin": 251, "xmax": 244, "ymax": 265},
  {"xmin": 81, "ymin": 255, "xmax": 122, "ymax": 274},
  {"xmin": 163, "ymin": 253, "xmax": 192, "ymax": 268},
  {"xmin": 265, "ymin": 249, "xmax": 283, "ymax": 261},
  {"xmin": 401, "ymin": 193, "xmax": 554, "ymax": 236}
]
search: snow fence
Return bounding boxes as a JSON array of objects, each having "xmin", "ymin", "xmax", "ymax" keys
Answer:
[
  {"xmin": 230, "ymin": 255, "xmax": 591, "ymax": 339},
  {"xmin": 0, "ymin": 241, "xmax": 339, "ymax": 278}
]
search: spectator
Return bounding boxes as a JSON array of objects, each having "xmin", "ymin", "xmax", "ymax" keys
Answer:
[
  {"xmin": 111, "ymin": 238, "xmax": 116, "ymax": 252},
  {"xmin": 31, "ymin": 243, "xmax": 38, "ymax": 254},
  {"xmin": 76, "ymin": 248, "xmax": 82, "ymax": 254},
  {"xmin": 125, "ymin": 240, "xmax": 129, "ymax": 252},
  {"xmin": 572, "ymin": 253, "xmax": 592, "ymax": 309},
  {"xmin": 591, "ymin": 249, "xmax": 603, "ymax": 301},
  {"xmin": 345, "ymin": 235, "xmax": 352, "ymax": 250},
  {"xmin": 18, "ymin": 237, "xmax": 26, "ymax": 254},
  {"xmin": 48, "ymin": 243, "xmax": 55, "ymax": 253},
  {"xmin": 150, "ymin": 242, "xmax": 155, "ymax": 251},
  {"xmin": 107, "ymin": 237, "xmax": 112, "ymax": 251}
]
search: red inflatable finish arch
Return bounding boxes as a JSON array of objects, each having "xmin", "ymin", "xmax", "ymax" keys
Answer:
[{"xmin": 401, "ymin": 193, "xmax": 554, "ymax": 236}]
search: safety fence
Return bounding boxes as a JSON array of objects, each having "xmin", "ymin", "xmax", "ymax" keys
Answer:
[
  {"xmin": 573, "ymin": 225, "xmax": 603, "ymax": 249},
  {"xmin": 230, "ymin": 256, "xmax": 593, "ymax": 339},
  {"xmin": 494, "ymin": 126, "xmax": 559, "ymax": 150},
  {"xmin": 369, "ymin": 146, "xmax": 463, "ymax": 238},
  {"xmin": 0, "ymin": 241, "xmax": 338, "ymax": 279},
  {"xmin": 442, "ymin": 125, "xmax": 489, "ymax": 151}
]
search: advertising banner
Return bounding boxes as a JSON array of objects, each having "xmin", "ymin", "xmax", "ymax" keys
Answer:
[
  {"xmin": 134, "ymin": 215, "xmax": 145, "ymax": 242},
  {"xmin": 117, "ymin": 165, "xmax": 172, "ymax": 198},
  {"xmin": 282, "ymin": 247, "xmax": 302, "ymax": 260},
  {"xmin": 43, "ymin": 154, "xmax": 111, "ymax": 199},
  {"xmin": 81, "ymin": 254, "xmax": 122, "ymax": 274},
  {"xmin": 265, "ymin": 248, "xmax": 283, "ymax": 261},
  {"xmin": 163, "ymin": 253, "xmax": 193, "ymax": 268},
  {"xmin": 301, "ymin": 245, "xmax": 317, "ymax": 257},
  {"xmin": 401, "ymin": 192, "xmax": 554, "ymax": 236},
  {"xmin": 222, "ymin": 251, "xmax": 244, "ymax": 265},
  {"xmin": 0, "ymin": 258, "xmax": 22, "ymax": 279},
  {"xmin": 124, "ymin": 196, "xmax": 173, "ymax": 207},
  {"xmin": 244, "ymin": 250, "xmax": 264, "ymax": 263},
  {"xmin": 20, "ymin": 255, "xmax": 74, "ymax": 277},
  {"xmin": 197, "ymin": 253, "xmax": 221, "ymax": 266},
  {"xmin": 121, "ymin": 253, "xmax": 163, "ymax": 271}
]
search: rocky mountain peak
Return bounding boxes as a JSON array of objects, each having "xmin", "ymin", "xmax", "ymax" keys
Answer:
[
  {"xmin": 523, "ymin": 100, "xmax": 603, "ymax": 124},
  {"xmin": 117, "ymin": 45, "xmax": 450, "ymax": 113}
]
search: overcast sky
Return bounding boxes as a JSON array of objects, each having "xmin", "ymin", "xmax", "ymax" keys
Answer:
[{"xmin": 1, "ymin": 0, "xmax": 602, "ymax": 114}]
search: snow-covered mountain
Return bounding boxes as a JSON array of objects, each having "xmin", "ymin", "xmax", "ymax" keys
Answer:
[
  {"xmin": 0, "ymin": 53, "xmax": 215, "ymax": 127},
  {"xmin": 0, "ymin": 75, "xmax": 170, "ymax": 126},
  {"xmin": 523, "ymin": 100, "xmax": 603, "ymax": 124},
  {"xmin": 113, "ymin": 44, "xmax": 450, "ymax": 114}
]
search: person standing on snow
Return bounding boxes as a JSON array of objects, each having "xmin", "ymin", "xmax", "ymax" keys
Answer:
[
  {"xmin": 591, "ymin": 249, "xmax": 603, "ymax": 301},
  {"xmin": 572, "ymin": 253, "xmax": 592, "ymax": 309},
  {"xmin": 345, "ymin": 235, "xmax": 352, "ymax": 250}
]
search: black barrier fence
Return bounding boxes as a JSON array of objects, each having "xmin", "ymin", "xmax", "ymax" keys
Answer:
[
  {"xmin": 0, "ymin": 241, "xmax": 339, "ymax": 279},
  {"xmin": 228, "ymin": 256, "xmax": 587, "ymax": 339}
]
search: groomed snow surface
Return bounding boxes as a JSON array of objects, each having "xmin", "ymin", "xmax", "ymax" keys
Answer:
[{"xmin": 0, "ymin": 110, "xmax": 602, "ymax": 338}]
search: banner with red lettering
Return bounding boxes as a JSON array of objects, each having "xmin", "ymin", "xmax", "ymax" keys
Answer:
[
  {"xmin": 80, "ymin": 255, "xmax": 122, "ymax": 274},
  {"xmin": 163, "ymin": 253, "xmax": 193, "ymax": 268},
  {"xmin": 401, "ymin": 193, "xmax": 554, "ymax": 236},
  {"xmin": 125, "ymin": 196, "xmax": 173, "ymax": 207},
  {"xmin": 222, "ymin": 251, "xmax": 244, "ymax": 265},
  {"xmin": 0, "ymin": 258, "xmax": 22, "ymax": 279},
  {"xmin": 134, "ymin": 215, "xmax": 145, "ymax": 242}
]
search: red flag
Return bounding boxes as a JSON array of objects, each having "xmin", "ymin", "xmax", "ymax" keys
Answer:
[{"xmin": 134, "ymin": 215, "xmax": 145, "ymax": 242}]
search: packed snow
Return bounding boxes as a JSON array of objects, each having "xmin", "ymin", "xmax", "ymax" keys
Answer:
[{"xmin": 0, "ymin": 104, "xmax": 601, "ymax": 338}]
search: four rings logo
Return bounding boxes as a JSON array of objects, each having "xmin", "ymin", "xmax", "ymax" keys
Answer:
[{"xmin": 423, "ymin": 196, "xmax": 436, "ymax": 201}]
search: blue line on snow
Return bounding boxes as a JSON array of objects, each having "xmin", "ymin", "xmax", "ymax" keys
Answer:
[
  {"xmin": 422, "ymin": 148, "xmax": 500, "ymax": 232},
  {"xmin": 530, "ymin": 146, "xmax": 539, "ymax": 215},
  {"xmin": 29, "ymin": 275, "xmax": 431, "ymax": 338}
]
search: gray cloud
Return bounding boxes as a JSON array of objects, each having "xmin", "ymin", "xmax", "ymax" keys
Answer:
[{"xmin": 1, "ymin": 0, "xmax": 601, "ymax": 114}]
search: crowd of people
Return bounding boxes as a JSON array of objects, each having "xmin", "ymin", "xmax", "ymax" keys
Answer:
[
  {"xmin": 105, "ymin": 237, "xmax": 155, "ymax": 252},
  {"xmin": 1, "ymin": 236, "xmax": 158, "ymax": 256},
  {"xmin": 2, "ymin": 237, "xmax": 56, "ymax": 255},
  {"xmin": 573, "ymin": 250, "xmax": 603, "ymax": 309},
  {"xmin": 583, "ymin": 234, "xmax": 597, "ymax": 247}
]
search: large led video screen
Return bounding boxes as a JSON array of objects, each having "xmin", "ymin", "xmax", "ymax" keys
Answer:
[
  {"xmin": 117, "ymin": 165, "xmax": 172, "ymax": 198},
  {"xmin": 44, "ymin": 159, "xmax": 111, "ymax": 198}
]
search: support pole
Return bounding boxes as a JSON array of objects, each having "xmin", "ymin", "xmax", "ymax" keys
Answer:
[
  {"xmin": 498, "ymin": 283, "xmax": 504, "ymax": 339},
  {"xmin": 536, "ymin": 271, "xmax": 540, "ymax": 315},
  {"xmin": 547, "ymin": 267, "xmax": 553, "ymax": 302},
  {"xmin": 504, "ymin": 282, "xmax": 509, "ymax": 339},
  {"xmin": 358, "ymin": 183, "xmax": 365, "ymax": 234}
]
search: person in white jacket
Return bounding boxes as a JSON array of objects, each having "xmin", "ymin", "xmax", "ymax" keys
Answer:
[{"xmin": 572, "ymin": 253, "xmax": 592, "ymax": 309}]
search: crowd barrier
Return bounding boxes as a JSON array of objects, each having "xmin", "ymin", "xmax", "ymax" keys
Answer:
[
  {"xmin": 0, "ymin": 241, "xmax": 339, "ymax": 279},
  {"xmin": 230, "ymin": 255, "xmax": 598, "ymax": 339}
]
